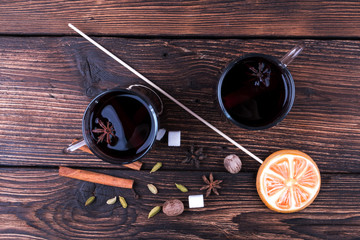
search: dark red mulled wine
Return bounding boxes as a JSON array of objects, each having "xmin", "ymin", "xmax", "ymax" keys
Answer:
[
  {"xmin": 218, "ymin": 54, "xmax": 295, "ymax": 130},
  {"xmin": 83, "ymin": 89, "xmax": 158, "ymax": 164}
]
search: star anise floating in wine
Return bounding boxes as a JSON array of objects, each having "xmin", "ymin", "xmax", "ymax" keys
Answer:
[
  {"xmin": 182, "ymin": 145, "xmax": 206, "ymax": 168},
  {"xmin": 200, "ymin": 173, "xmax": 223, "ymax": 197},
  {"xmin": 92, "ymin": 119, "xmax": 115, "ymax": 144},
  {"xmin": 247, "ymin": 62, "xmax": 271, "ymax": 88}
]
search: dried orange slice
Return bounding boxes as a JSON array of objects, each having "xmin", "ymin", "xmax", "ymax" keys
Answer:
[{"xmin": 256, "ymin": 150, "xmax": 321, "ymax": 213}]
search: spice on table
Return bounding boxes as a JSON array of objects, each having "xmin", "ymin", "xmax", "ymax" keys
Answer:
[
  {"xmin": 85, "ymin": 196, "xmax": 95, "ymax": 206},
  {"xmin": 147, "ymin": 184, "xmax": 158, "ymax": 194},
  {"xmin": 91, "ymin": 119, "xmax": 115, "ymax": 144},
  {"xmin": 59, "ymin": 166, "xmax": 134, "ymax": 189},
  {"xmin": 200, "ymin": 173, "xmax": 223, "ymax": 198},
  {"xmin": 150, "ymin": 162, "xmax": 162, "ymax": 173},
  {"xmin": 175, "ymin": 183, "xmax": 188, "ymax": 193},
  {"xmin": 182, "ymin": 145, "xmax": 205, "ymax": 168},
  {"xmin": 119, "ymin": 196, "xmax": 127, "ymax": 208},
  {"xmin": 224, "ymin": 154, "xmax": 242, "ymax": 174},
  {"xmin": 106, "ymin": 196, "xmax": 117, "ymax": 205},
  {"xmin": 148, "ymin": 206, "xmax": 161, "ymax": 219},
  {"xmin": 163, "ymin": 199, "xmax": 184, "ymax": 216}
]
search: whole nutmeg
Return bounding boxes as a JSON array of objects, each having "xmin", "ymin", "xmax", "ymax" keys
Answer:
[
  {"xmin": 162, "ymin": 199, "xmax": 184, "ymax": 216},
  {"xmin": 224, "ymin": 154, "xmax": 242, "ymax": 174}
]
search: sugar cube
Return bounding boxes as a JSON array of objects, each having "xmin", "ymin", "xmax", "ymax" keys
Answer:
[
  {"xmin": 188, "ymin": 194, "xmax": 204, "ymax": 208},
  {"xmin": 168, "ymin": 131, "xmax": 181, "ymax": 147},
  {"xmin": 156, "ymin": 128, "xmax": 166, "ymax": 141}
]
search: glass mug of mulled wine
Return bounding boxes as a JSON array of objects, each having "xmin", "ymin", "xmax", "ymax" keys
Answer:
[
  {"xmin": 217, "ymin": 45, "xmax": 303, "ymax": 130},
  {"xmin": 65, "ymin": 84, "xmax": 163, "ymax": 165}
]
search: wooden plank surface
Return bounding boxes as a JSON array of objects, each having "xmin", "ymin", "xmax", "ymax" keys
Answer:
[
  {"xmin": 0, "ymin": 37, "xmax": 359, "ymax": 173},
  {"xmin": 1, "ymin": 1, "xmax": 360, "ymax": 238},
  {"xmin": 1, "ymin": 1, "xmax": 360, "ymax": 37},
  {"xmin": 0, "ymin": 168, "xmax": 359, "ymax": 239}
]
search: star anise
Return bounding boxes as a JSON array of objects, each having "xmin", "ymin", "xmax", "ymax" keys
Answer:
[
  {"xmin": 182, "ymin": 145, "xmax": 206, "ymax": 168},
  {"xmin": 200, "ymin": 173, "xmax": 223, "ymax": 198},
  {"xmin": 92, "ymin": 119, "xmax": 115, "ymax": 144},
  {"xmin": 247, "ymin": 62, "xmax": 271, "ymax": 88}
]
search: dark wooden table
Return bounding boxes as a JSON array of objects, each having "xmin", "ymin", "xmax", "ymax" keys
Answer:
[{"xmin": 1, "ymin": 1, "xmax": 360, "ymax": 239}]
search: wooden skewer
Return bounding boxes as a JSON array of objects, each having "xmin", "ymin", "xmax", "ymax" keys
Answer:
[
  {"xmin": 59, "ymin": 166, "xmax": 134, "ymax": 189},
  {"xmin": 68, "ymin": 23, "xmax": 263, "ymax": 164}
]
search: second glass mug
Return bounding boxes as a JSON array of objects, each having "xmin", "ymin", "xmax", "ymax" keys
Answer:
[
  {"xmin": 65, "ymin": 84, "xmax": 163, "ymax": 165},
  {"xmin": 217, "ymin": 45, "xmax": 303, "ymax": 130}
]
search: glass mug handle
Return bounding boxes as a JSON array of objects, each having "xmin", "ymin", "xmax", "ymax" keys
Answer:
[
  {"xmin": 280, "ymin": 45, "xmax": 304, "ymax": 67},
  {"xmin": 126, "ymin": 84, "xmax": 164, "ymax": 116},
  {"xmin": 64, "ymin": 139, "xmax": 86, "ymax": 153},
  {"xmin": 64, "ymin": 84, "xmax": 163, "ymax": 153}
]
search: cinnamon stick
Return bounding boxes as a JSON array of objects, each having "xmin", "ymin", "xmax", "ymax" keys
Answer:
[
  {"xmin": 59, "ymin": 166, "xmax": 134, "ymax": 189},
  {"xmin": 71, "ymin": 139, "xmax": 142, "ymax": 171}
]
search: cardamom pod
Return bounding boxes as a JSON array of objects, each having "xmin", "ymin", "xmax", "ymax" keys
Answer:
[
  {"xmin": 175, "ymin": 183, "xmax": 188, "ymax": 192},
  {"xmin": 150, "ymin": 162, "xmax": 162, "ymax": 173},
  {"xmin": 85, "ymin": 196, "xmax": 95, "ymax": 206},
  {"xmin": 106, "ymin": 196, "xmax": 117, "ymax": 205},
  {"xmin": 119, "ymin": 196, "xmax": 127, "ymax": 208},
  {"xmin": 148, "ymin": 206, "xmax": 161, "ymax": 219},
  {"xmin": 147, "ymin": 184, "xmax": 158, "ymax": 194}
]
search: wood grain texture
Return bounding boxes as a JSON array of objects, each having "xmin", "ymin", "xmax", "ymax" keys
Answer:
[
  {"xmin": 0, "ymin": 37, "xmax": 359, "ymax": 173},
  {"xmin": 1, "ymin": 0, "xmax": 360, "ymax": 37},
  {"xmin": 0, "ymin": 168, "xmax": 359, "ymax": 239}
]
